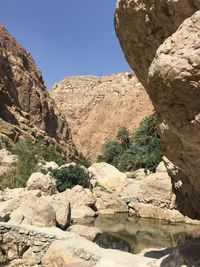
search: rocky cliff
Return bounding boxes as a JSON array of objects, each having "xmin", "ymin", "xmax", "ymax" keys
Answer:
[
  {"xmin": 0, "ymin": 24, "xmax": 78, "ymax": 159},
  {"xmin": 115, "ymin": 1, "xmax": 200, "ymax": 218},
  {"xmin": 50, "ymin": 73, "xmax": 153, "ymax": 160}
]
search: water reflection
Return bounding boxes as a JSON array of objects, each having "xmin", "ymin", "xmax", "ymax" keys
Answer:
[{"xmin": 75, "ymin": 214, "xmax": 200, "ymax": 254}]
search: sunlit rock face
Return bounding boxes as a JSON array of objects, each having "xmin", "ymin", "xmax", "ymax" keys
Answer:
[
  {"xmin": 115, "ymin": 1, "xmax": 200, "ymax": 219},
  {"xmin": 50, "ymin": 73, "xmax": 153, "ymax": 161},
  {"xmin": 0, "ymin": 24, "xmax": 78, "ymax": 160}
]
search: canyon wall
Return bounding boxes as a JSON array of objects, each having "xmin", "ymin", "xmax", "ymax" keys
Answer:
[
  {"xmin": 115, "ymin": 1, "xmax": 200, "ymax": 218},
  {"xmin": 0, "ymin": 24, "xmax": 78, "ymax": 160},
  {"xmin": 50, "ymin": 73, "xmax": 153, "ymax": 160}
]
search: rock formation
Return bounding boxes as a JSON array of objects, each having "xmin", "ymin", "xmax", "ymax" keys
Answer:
[
  {"xmin": 115, "ymin": 1, "xmax": 200, "ymax": 219},
  {"xmin": 50, "ymin": 73, "xmax": 153, "ymax": 160},
  {"xmin": 0, "ymin": 24, "xmax": 78, "ymax": 160}
]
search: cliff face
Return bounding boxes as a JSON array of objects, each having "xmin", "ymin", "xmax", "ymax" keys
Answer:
[
  {"xmin": 0, "ymin": 24, "xmax": 77, "ymax": 159},
  {"xmin": 50, "ymin": 73, "xmax": 153, "ymax": 160},
  {"xmin": 115, "ymin": 1, "xmax": 200, "ymax": 218}
]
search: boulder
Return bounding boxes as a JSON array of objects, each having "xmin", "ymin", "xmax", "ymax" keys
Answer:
[
  {"xmin": 26, "ymin": 172, "xmax": 57, "ymax": 196},
  {"xmin": 93, "ymin": 188, "xmax": 128, "ymax": 214},
  {"xmin": 68, "ymin": 225, "xmax": 102, "ymax": 241},
  {"xmin": 115, "ymin": 0, "xmax": 200, "ymax": 219},
  {"xmin": 52, "ymin": 185, "xmax": 95, "ymax": 208},
  {"xmin": 121, "ymin": 170, "xmax": 174, "ymax": 209},
  {"xmin": 148, "ymin": 11, "xmax": 200, "ymax": 218},
  {"xmin": 0, "ymin": 190, "xmax": 41, "ymax": 220},
  {"xmin": 42, "ymin": 240, "xmax": 92, "ymax": 267},
  {"xmin": 88, "ymin": 162, "xmax": 127, "ymax": 191},
  {"xmin": 51, "ymin": 201, "xmax": 71, "ymax": 230},
  {"xmin": 42, "ymin": 196, "xmax": 71, "ymax": 230},
  {"xmin": 161, "ymin": 238, "xmax": 200, "ymax": 267},
  {"xmin": 71, "ymin": 205, "xmax": 96, "ymax": 219},
  {"xmin": 9, "ymin": 194, "xmax": 56, "ymax": 227},
  {"xmin": 37, "ymin": 161, "xmax": 59, "ymax": 175},
  {"xmin": 115, "ymin": 0, "xmax": 200, "ymax": 88}
]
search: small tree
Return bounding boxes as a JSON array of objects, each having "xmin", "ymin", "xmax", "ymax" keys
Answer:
[{"xmin": 52, "ymin": 165, "xmax": 90, "ymax": 192}]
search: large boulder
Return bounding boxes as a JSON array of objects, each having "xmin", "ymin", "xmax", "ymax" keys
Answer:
[
  {"xmin": 89, "ymin": 162, "xmax": 127, "ymax": 191},
  {"xmin": 71, "ymin": 205, "xmax": 96, "ymax": 219},
  {"xmin": 26, "ymin": 172, "xmax": 57, "ymax": 196},
  {"xmin": 44, "ymin": 185, "xmax": 95, "ymax": 220},
  {"xmin": 115, "ymin": 1, "xmax": 200, "ymax": 219},
  {"xmin": 42, "ymin": 240, "xmax": 92, "ymax": 267},
  {"xmin": 121, "ymin": 165, "xmax": 174, "ymax": 209},
  {"xmin": 115, "ymin": 0, "xmax": 200, "ymax": 88},
  {"xmin": 93, "ymin": 188, "xmax": 128, "ymax": 214},
  {"xmin": 161, "ymin": 238, "xmax": 200, "ymax": 267},
  {"xmin": 52, "ymin": 185, "xmax": 95, "ymax": 208},
  {"xmin": 45, "ymin": 198, "xmax": 71, "ymax": 230},
  {"xmin": 9, "ymin": 194, "xmax": 56, "ymax": 227}
]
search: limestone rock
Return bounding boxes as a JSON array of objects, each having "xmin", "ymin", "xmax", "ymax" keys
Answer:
[
  {"xmin": 52, "ymin": 185, "xmax": 95, "ymax": 208},
  {"xmin": 42, "ymin": 196, "xmax": 71, "ymax": 230},
  {"xmin": 115, "ymin": 0, "xmax": 200, "ymax": 88},
  {"xmin": 50, "ymin": 73, "xmax": 153, "ymax": 160},
  {"xmin": 37, "ymin": 161, "xmax": 59, "ymax": 175},
  {"xmin": 89, "ymin": 162, "xmax": 127, "ymax": 191},
  {"xmin": 161, "ymin": 238, "xmax": 200, "ymax": 267},
  {"xmin": 42, "ymin": 240, "xmax": 92, "ymax": 267},
  {"xmin": 71, "ymin": 205, "xmax": 96, "ymax": 219},
  {"xmin": 148, "ymin": 11, "xmax": 200, "ymax": 219},
  {"xmin": 0, "ymin": 24, "xmax": 78, "ymax": 160},
  {"xmin": 9, "ymin": 194, "xmax": 56, "ymax": 227},
  {"xmin": 93, "ymin": 188, "xmax": 128, "ymax": 214},
  {"xmin": 68, "ymin": 225, "xmax": 102, "ymax": 241},
  {"xmin": 115, "ymin": 1, "xmax": 200, "ymax": 219},
  {"xmin": 122, "ymin": 170, "xmax": 174, "ymax": 209},
  {"xmin": 26, "ymin": 172, "xmax": 57, "ymax": 196},
  {"xmin": 52, "ymin": 201, "xmax": 71, "ymax": 230}
]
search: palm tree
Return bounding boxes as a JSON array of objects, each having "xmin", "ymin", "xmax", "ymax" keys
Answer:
[{"xmin": 117, "ymin": 127, "xmax": 130, "ymax": 149}]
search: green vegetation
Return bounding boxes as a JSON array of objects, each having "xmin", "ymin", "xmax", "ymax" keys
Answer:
[
  {"xmin": 0, "ymin": 134, "xmax": 13, "ymax": 151},
  {"xmin": 0, "ymin": 136, "xmax": 65, "ymax": 189},
  {"xmin": 97, "ymin": 114, "xmax": 162, "ymax": 173},
  {"xmin": 52, "ymin": 164, "xmax": 90, "ymax": 192}
]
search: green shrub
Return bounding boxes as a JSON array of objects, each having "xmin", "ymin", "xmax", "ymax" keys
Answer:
[
  {"xmin": 0, "ymin": 136, "xmax": 65, "ymax": 189},
  {"xmin": 0, "ymin": 134, "xmax": 13, "ymax": 151},
  {"xmin": 52, "ymin": 164, "xmax": 90, "ymax": 192},
  {"xmin": 75, "ymin": 158, "xmax": 92, "ymax": 168}
]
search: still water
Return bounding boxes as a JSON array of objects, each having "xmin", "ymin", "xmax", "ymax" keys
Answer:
[{"xmin": 75, "ymin": 213, "xmax": 200, "ymax": 254}]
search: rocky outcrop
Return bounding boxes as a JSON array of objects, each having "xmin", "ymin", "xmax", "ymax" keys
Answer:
[
  {"xmin": 50, "ymin": 73, "xmax": 153, "ymax": 160},
  {"xmin": 0, "ymin": 148, "xmax": 17, "ymax": 176},
  {"xmin": 115, "ymin": 1, "xmax": 200, "ymax": 219},
  {"xmin": 1, "ymin": 221, "xmax": 200, "ymax": 267},
  {"xmin": 26, "ymin": 172, "xmax": 57, "ymax": 196},
  {"xmin": 0, "ymin": 24, "xmax": 78, "ymax": 160}
]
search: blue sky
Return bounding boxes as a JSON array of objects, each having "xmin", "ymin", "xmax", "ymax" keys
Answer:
[{"xmin": 1, "ymin": 0, "xmax": 130, "ymax": 88}]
